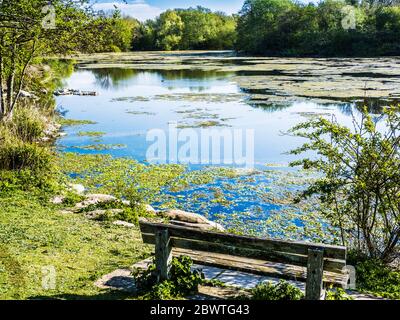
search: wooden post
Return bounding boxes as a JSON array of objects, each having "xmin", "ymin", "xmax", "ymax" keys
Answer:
[
  {"xmin": 155, "ymin": 228, "xmax": 172, "ymax": 282},
  {"xmin": 305, "ymin": 249, "xmax": 324, "ymax": 300}
]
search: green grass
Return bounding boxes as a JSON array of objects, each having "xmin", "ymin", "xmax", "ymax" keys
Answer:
[
  {"xmin": 71, "ymin": 144, "xmax": 127, "ymax": 151},
  {"xmin": 77, "ymin": 131, "xmax": 106, "ymax": 137},
  {"xmin": 0, "ymin": 191, "xmax": 151, "ymax": 300},
  {"xmin": 58, "ymin": 118, "xmax": 97, "ymax": 126}
]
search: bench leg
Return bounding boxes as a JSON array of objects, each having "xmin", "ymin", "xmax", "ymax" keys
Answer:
[
  {"xmin": 305, "ymin": 249, "xmax": 324, "ymax": 300},
  {"xmin": 155, "ymin": 229, "xmax": 172, "ymax": 282}
]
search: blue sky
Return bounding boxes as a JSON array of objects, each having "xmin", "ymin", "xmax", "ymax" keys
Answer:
[
  {"xmin": 91, "ymin": 0, "xmax": 260, "ymax": 21},
  {"xmin": 92, "ymin": 0, "xmax": 318, "ymax": 21}
]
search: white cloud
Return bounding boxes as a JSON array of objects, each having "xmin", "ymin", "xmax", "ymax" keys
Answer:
[{"xmin": 93, "ymin": 1, "xmax": 163, "ymax": 21}]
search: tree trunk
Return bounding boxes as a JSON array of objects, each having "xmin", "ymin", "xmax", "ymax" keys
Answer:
[
  {"xmin": 8, "ymin": 40, "xmax": 36, "ymax": 118},
  {"xmin": 0, "ymin": 36, "xmax": 5, "ymax": 120},
  {"xmin": 5, "ymin": 40, "xmax": 17, "ymax": 118}
]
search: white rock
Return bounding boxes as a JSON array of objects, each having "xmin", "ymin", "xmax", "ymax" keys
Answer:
[
  {"xmin": 75, "ymin": 193, "xmax": 117, "ymax": 209},
  {"xmin": 19, "ymin": 90, "xmax": 36, "ymax": 98},
  {"xmin": 51, "ymin": 196, "xmax": 65, "ymax": 204},
  {"xmin": 69, "ymin": 184, "xmax": 85, "ymax": 194},
  {"xmin": 85, "ymin": 209, "xmax": 123, "ymax": 219},
  {"xmin": 162, "ymin": 209, "xmax": 211, "ymax": 224},
  {"xmin": 206, "ymin": 220, "xmax": 225, "ymax": 232},
  {"xmin": 170, "ymin": 220, "xmax": 225, "ymax": 232},
  {"xmin": 145, "ymin": 204, "xmax": 156, "ymax": 214},
  {"xmin": 85, "ymin": 194, "xmax": 117, "ymax": 202},
  {"xmin": 120, "ymin": 201, "xmax": 156, "ymax": 214},
  {"xmin": 113, "ymin": 220, "xmax": 135, "ymax": 228},
  {"xmin": 162, "ymin": 209, "xmax": 225, "ymax": 232}
]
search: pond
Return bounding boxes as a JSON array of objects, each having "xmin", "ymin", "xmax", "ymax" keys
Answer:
[
  {"xmin": 57, "ymin": 67, "xmax": 360, "ymax": 166},
  {"xmin": 55, "ymin": 60, "xmax": 381, "ymax": 239}
]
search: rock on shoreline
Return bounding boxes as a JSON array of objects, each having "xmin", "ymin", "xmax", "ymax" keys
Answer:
[{"xmin": 52, "ymin": 191, "xmax": 224, "ymax": 232}]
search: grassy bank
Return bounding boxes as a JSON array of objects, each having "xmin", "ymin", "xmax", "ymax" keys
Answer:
[{"xmin": 0, "ymin": 191, "xmax": 151, "ymax": 300}]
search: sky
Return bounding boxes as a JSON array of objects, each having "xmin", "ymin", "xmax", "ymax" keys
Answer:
[{"xmin": 92, "ymin": 0, "xmax": 255, "ymax": 21}]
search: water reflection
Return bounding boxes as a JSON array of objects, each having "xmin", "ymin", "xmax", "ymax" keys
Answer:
[
  {"xmin": 91, "ymin": 68, "xmax": 235, "ymax": 91},
  {"xmin": 91, "ymin": 68, "xmax": 140, "ymax": 90},
  {"xmin": 57, "ymin": 68, "xmax": 384, "ymax": 167}
]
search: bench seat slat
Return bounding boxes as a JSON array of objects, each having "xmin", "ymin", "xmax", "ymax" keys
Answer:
[
  {"xmin": 141, "ymin": 233, "xmax": 346, "ymax": 273},
  {"xmin": 139, "ymin": 221, "xmax": 346, "ymax": 260},
  {"xmin": 172, "ymin": 248, "xmax": 348, "ymax": 287}
]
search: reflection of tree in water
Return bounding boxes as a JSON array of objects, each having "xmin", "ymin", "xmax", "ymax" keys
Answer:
[
  {"xmin": 47, "ymin": 59, "xmax": 75, "ymax": 89},
  {"xmin": 338, "ymin": 98, "xmax": 399, "ymax": 118},
  {"xmin": 158, "ymin": 69, "xmax": 233, "ymax": 81},
  {"xmin": 91, "ymin": 68, "xmax": 140, "ymax": 90},
  {"xmin": 91, "ymin": 68, "xmax": 235, "ymax": 90},
  {"xmin": 248, "ymin": 97, "xmax": 398, "ymax": 118},
  {"xmin": 247, "ymin": 102, "xmax": 291, "ymax": 113}
]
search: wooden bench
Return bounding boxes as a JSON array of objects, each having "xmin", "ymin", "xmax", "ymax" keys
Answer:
[{"xmin": 139, "ymin": 220, "xmax": 348, "ymax": 300}]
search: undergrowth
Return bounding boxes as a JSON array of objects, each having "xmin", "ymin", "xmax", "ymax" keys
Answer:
[{"xmin": 133, "ymin": 256, "xmax": 204, "ymax": 300}]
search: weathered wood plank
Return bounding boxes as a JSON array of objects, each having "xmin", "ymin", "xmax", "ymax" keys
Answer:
[
  {"xmin": 139, "ymin": 220, "xmax": 346, "ymax": 260},
  {"xmin": 141, "ymin": 233, "xmax": 345, "ymax": 272},
  {"xmin": 305, "ymin": 249, "xmax": 324, "ymax": 300},
  {"xmin": 155, "ymin": 229, "xmax": 172, "ymax": 282},
  {"xmin": 172, "ymin": 248, "xmax": 347, "ymax": 286}
]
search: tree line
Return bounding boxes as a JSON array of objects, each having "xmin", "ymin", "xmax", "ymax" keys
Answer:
[
  {"xmin": 133, "ymin": 7, "xmax": 237, "ymax": 51},
  {"xmin": 236, "ymin": 0, "xmax": 400, "ymax": 56},
  {"xmin": 90, "ymin": 0, "xmax": 400, "ymax": 56}
]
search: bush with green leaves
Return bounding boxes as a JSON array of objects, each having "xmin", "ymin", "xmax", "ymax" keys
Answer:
[
  {"xmin": 60, "ymin": 192, "xmax": 86, "ymax": 207},
  {"xmin": 325, "ymin": 287, "xmax": 353, "ymax": 300},
  {"xmin": 4, "ymin": 107, "xmax": 46, "ymax": 143},
  {"xmin": 246, "ymin": 280, "xmax": 304, "ymax": 300},
  {"xmin": 290, "ymin": 106, "xmax": 400, "ymax": 263},
  {"xmin": 0, "ymin": 104, "xmax": 60, "ymax": 194},
  {"xmin": 133, "ymin": 256, "xmax": 205, "ymax": 299},
  {"xmin": 348, "ymin": 252, "xmax": 400, "ymax": 299},
  {"xmin": 0, "ymin": 127, "xmax": 58, "ymax": 193}
]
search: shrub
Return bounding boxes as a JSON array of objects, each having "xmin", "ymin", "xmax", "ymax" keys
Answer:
[
  {"xmin": 0, "ymin": 124, "xmax": 58, "ymax": 193},
  {"xmin": 0, "ymin": 140, "xmax": 53, "ymax": 172},
  {"xmin": 290, "ymin": 106, "xmax": 400, "ymax": 263},
  {"xmin": 247, "ymin": 280, "xmax": 304, "ymax": 300},
  {"xmin": 133, "ymin": 256, "xmax": 205, "ymax": 299},
  {"xmin": 325, "ymin": 287, "xmax": 353, "ymax": 300},
  {"xmin": 5, "ymin": 106, "xmax": 46, "ymax": 142},
  {"xmin": 348, "ymin": 253, "xmax": 400, "ymax": 299},
  {"xmin": 61, "ymin": 192, "xmax": 86, "ymax": 206},
  {"xmin": 116, "ymin": 207, "xmax": 140, "ymax": 225},
  {"xmin": 0, "ymin": 168, "xmax": 58, "ymax": 194}
]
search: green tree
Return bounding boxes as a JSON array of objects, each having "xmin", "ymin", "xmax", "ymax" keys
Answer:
[
  {"xmin": 156, "ymin": 10, "xmax": 184, "ymax": 51},
  {"xmin": 289, "ymin": 106, "xmax": 400, "ymax": 263},
  {"xmin": 235, "ymin": 0, "xmax": 400, "ymax": 56},
  {"xmin": 236, "ymin": 0, "xmax": 294, "ymax": 53},
  {"xmin": 135, "ymin": 20, "xmax": 157, "ymax": 50},
  {"xmin": 0, "ymin": 0, "xmax": 90, "ymax": 120},
  {"xmin": 133, "ymin": 7, "xmax": 237, "ymax": 51}
]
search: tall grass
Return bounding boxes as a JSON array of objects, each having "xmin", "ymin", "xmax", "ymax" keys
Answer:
[
  {"xmin": 3, "ymin": 106, "xmax": 46, "ymax": 142},
  {"xmin": 0, "ymin": 107, "xmax": 58, "ymax": 192}
]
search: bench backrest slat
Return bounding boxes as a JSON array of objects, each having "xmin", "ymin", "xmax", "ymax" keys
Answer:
[
  {"xmin": 140, "ymin": 221, "xmax": 346, "ymax": 273},
  {"xmin": 141, "ymin": 233, "xmax": 345, "ymax": 272}
]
